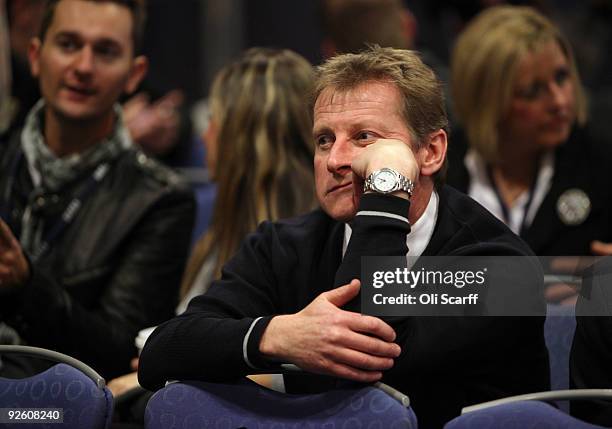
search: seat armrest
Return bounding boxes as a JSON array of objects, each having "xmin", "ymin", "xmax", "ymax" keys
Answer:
[
  {"xmin": 462, "ymin": 389, "xmax": 612, "ymax": 414},
  {"xmin": 0, "ymin": 344, "xmax": 106, "ymax": 388}
]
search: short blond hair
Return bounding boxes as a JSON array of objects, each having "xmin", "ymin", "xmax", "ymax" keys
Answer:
[
  {"xmin": 315, "ymin": 45, "xmax": 448, "ymax": 144},
  {"xmin": 451, "ymin": 6, "xmax": 587, "ymax": 162},
  {"xmin": 314, "ymin": 45, "xmax": 449, "ymax": 184}
]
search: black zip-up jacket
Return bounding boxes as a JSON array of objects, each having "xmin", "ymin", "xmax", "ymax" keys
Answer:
[
  {"xmin": 0, "ymin": 130, "xmax": 195, "ymax": 379},
  {"xmin": 446, "ymin": 126, "xmax": 612, "ymax": 256},
  {"xmin": 139, "ymin": 187, "xmax": 549, "ymax": 428}
]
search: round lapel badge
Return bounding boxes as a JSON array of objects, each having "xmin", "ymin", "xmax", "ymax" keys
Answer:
[{"xmin": 556, "ymin": 188, "xmax": 591, "ymax": 226}]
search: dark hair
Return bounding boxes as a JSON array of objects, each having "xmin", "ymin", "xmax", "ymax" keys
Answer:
[
  {"xmin": 39, "ymin": 0, "xmax": 146, "ymax": 55},
  {"xmin": 320, "ymin": 0, "xmax": 409, "ymax": 53}
]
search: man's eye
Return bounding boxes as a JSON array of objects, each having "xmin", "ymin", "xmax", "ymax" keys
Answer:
[
  {"xmin": 356, "ymin": 131, "xmax": 376, "ymax": 141},
  {"xmin": 316, "ymin": 135, "xmax": 334, "ymax": 148},
  {"xmin": 95, "ymin": 44, "xmax": 120, "ymax": 60},
  {"xmin": 57, "ymin": 38, "xmax": 79, "ymax": 52}
]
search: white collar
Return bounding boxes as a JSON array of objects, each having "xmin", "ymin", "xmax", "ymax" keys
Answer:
[
  {"xmin": 465, "ymin": 149, "xmax": 554, "ymax": 235},
  {"xmin": 343, "ymin": 191, "xmax": 439, "ymax": 258}
]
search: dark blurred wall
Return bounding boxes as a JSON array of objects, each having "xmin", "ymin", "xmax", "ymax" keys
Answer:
[
  {"xmin": 142, "ymin": 0, "xmax": 202, "ymax": 103},
  {"xmin": 244, "ymin": 0, "xmax": 324, "ymax": 65}
]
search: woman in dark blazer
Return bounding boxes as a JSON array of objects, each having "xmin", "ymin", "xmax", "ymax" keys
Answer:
[
  {"xmin": 447, "ymin": 7, "xmax": 612, "ymax": 425},
  {"xmin": 447, "ymin": 6, "xmax": 612, "ymax": 260}
]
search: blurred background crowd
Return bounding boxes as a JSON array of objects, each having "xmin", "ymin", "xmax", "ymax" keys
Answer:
[
  {"xmin": 3, "ymin": 0, "xmax": 611, "ymax": 168},
  {"xmin": 1, "ymin": 0, "xmax": 612, "ymax": 427}
]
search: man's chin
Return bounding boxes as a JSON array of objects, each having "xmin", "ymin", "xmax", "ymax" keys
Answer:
[
  {"xmin": 319, "ymin": 194, "xmax": 358, "ymax": 222},
  {"xmin": 327, "ymin": 207, "xmax": 358, "ymax": 223},
  {"xmin": 52, "ymin": 105, "xmax": 110, "ymax": 124}
]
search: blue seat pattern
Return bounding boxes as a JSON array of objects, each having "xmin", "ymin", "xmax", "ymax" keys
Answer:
[
  {"xmin": 145, "ymin": 378, "xmax": 417, "ymax": 429},
  {"xmin": 444, "ymin": 400, "xmax": 605, "ymax": 429},
  {"xmin": 0, "ymin": 363, "xmax": 113, "ymax": 429}
]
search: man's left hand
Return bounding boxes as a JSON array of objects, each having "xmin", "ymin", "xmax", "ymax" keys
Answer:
[{"xmin": 0, "ymin": 219, "xmax": 30, "ymax": 289}]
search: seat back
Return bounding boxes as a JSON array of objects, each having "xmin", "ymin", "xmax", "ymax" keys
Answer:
[
  {"xmin": 145, "ymin": 378, "xmax": 417, "ymax": 428},
  {"xmin": 445, "ymin": 400, "xmax": 605, "ymax": 429},
  {"xmin": 544, "ymin": 303, "xmax": 576, "ymax": 412},
  {"xmin": 0, "ymin": 346, "xmax": 113, "ymax": 429}
]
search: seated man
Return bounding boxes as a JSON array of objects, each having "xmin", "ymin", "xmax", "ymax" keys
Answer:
[
  {"xmin": 0, "ymin": 0, "xmax": 194, "ymax": 379},
  {"xmin": 138, "ymin": 46, "xmax": 548, "ymax": 428}
]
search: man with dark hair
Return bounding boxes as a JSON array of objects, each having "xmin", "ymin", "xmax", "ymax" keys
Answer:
[
  {"xmin": 38, "ymin": 0, "xmax": 146, "ymax": 55},
  {"xmin": 318, "ymin": 0, "xmax": 452, "ymax": 126},
  {"xmin": 0, "ymin": 0, "xmax": 194, "ymax": 379},
  {"xmin": 320, "ymin": 0, "xmax": 416, "ymax": 57},
  {"xmin": 139, "ymin": 46, "xmax": 548, "ymax": 428}
]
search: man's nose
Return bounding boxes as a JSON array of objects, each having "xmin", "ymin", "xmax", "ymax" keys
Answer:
[
  {"xmin": 74, "ymin": 46, "xmax": 95, "ymax": 76},
  {"xmin": 327, "ymin": 137, "xmax": 353, "ymax": 174}
]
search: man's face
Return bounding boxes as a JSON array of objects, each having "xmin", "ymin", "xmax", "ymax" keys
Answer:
[
  {"xmin": 28, "ymin": 0, "xmax": 146, "ymax": 124},
  {"xmin": 313, "ymin": 81, "xmax": 416, "ymax": 222}
]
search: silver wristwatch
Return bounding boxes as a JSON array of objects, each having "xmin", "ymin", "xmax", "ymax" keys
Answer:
[{"xmin": 364, "ymin": 168, "xmax": 414, "ymax": 196}]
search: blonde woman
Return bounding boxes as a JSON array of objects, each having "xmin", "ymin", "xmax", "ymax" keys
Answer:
[
  {"xmin": 178, "ymin": 47, "xmax": 317, "ymax": 310},
  {"xmin": 448, "ymin": 6, "xmax": 612, "ymax": 262},
  {"xmin": 108, "ymin": 48, "xmax": 317, "ymax": 406}
]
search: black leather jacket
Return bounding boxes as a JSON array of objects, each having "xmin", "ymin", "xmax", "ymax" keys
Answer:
[{"xmin": 0, "ymin": 131, "xmax": 195, "ymax": 378}]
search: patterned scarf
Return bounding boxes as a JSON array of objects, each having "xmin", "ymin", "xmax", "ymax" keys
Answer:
[
  {"xmin": 18, "ymin": 100, "xmax": 133, "ymax": 254},
  {"xmin": 21, "ymin": 100, "xmax": 132, "ymax": 192}
]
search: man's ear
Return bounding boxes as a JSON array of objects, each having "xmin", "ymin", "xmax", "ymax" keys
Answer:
[
  {"xmin": 124, "ymin": 55, "xmax": 148, "ymax": 95},
  {"xmin": 419, "ymin": 129, "xmax": 447, "ymax": 177},
  {"xmin": 28, "ymin": 38, "xmax": 42, "ymax": 78}
]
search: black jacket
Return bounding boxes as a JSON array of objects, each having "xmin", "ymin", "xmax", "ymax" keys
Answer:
[
  {"xmin": 139, "ymin": 187, "xmax": 549, "ymax": 429},
  {"xmin": 446, "ymin": 127, "xmax": 612, "ymax": 256},
  {"xmin": 0, "ymin": 130, "xmax": 195, "ymax": 379}
]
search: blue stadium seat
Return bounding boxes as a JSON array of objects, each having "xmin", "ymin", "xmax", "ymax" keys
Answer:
[
  {"xmin": 545, "ymin": 303, "xmax": 576, "ymax": 389},
  {"xmin": 444, "ymin": 400, "xmax": 606, "ymax": 429},
  {"xmin": 442, "ymin": 302, "xmax": 612, "ymax": 428},
  {"xmin": 145, "ymin": 377, "xmax": 417, "ymax": 428},
  {"xmin": 544, "ymin": 303, "xmax": 576, "ymax": 412},
  {"xmin": 0, "ymin": 345, "xmax": 113, "ymax": 429},
  {"xmin": 175, "ymin": 167, "xmax": 216, "ymax": 244}
]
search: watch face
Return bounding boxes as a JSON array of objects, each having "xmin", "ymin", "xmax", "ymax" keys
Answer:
[{"xmin": 374, "ymin": 170, "xmax": 397, "ymax": 192}]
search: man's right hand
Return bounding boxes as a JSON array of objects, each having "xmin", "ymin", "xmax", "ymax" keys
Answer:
[
  {"xmin": 352, "ymin": 138, "xmax": 419, "ymax": 183},
  {"xmin": 351, "ymin": 138, "xmax": 420, "ymax": 203},
  {"xmin": 259, "ymin": 279, "xmax": 401, "ymax": 382}
]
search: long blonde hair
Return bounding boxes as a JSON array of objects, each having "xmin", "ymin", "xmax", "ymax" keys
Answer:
[
  {"xmin": 181, "ymin": 48, "xmax": 317, "ymax": 295},
  {"xmin": 451, "ymin": 6, "xmax": 587, "ymax": 163}
]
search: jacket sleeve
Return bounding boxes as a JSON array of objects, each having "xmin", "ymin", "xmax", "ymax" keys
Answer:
[
  {"xmin": 138, "ymin": 193, "xmax": 412, "ymax": 390},
  {"xmin": 335, "ymin": 193, "xmax": 411, "ymax": 289},
  {"xmin": 138, "ymin": 217, "xmax": 288, "ymax": 390},
  {"xmin": 0, "ymin": 184, "xmax": 195, "ymax": 379}
]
